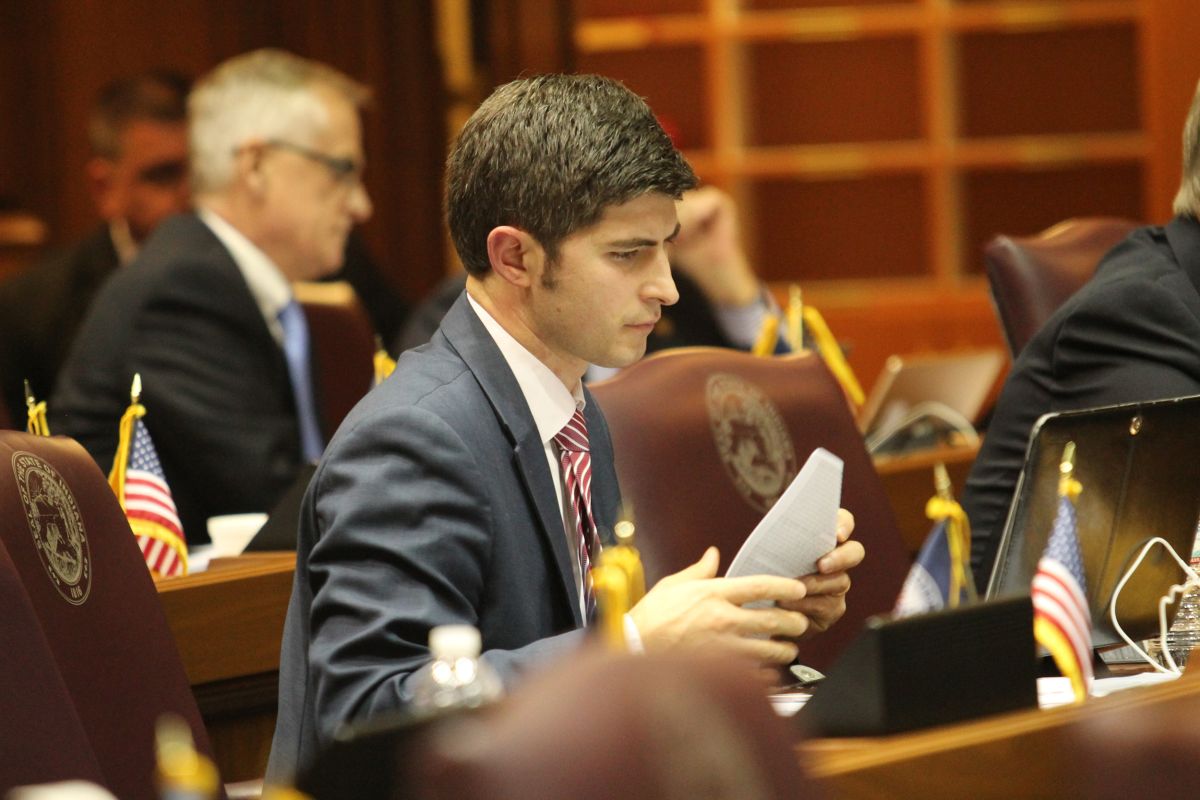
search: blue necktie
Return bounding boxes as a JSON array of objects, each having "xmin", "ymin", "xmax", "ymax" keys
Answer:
[{"xmin": 278, "ymin": 300, "xmax": 325, "ymax": 462}]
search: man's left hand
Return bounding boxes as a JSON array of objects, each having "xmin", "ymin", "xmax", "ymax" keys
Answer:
[{"xmin": 778, "ymin": 508, "xmax": 864, "ymax": 639}]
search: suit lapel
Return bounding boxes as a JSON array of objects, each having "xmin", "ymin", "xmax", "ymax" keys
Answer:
[
  {"xmin": 183, "ymin": 215, "xmax": 297, "ymax": 413},
  {"xmin": 439, "ymin": 294, "xmax": 583, "ymax": 626}
]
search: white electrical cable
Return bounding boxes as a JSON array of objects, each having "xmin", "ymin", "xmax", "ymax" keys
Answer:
[{"xmin": 1108, "ymin": 536, "xmax": 1200, "ymax": 674}]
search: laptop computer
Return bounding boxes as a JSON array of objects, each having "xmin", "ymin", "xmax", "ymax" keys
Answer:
[
  {"xmin": 986, "ymin": 394, "xmax": 1200, "ymax": 647},
  {"xmin": 857, "ymin": 348, "xmax": 1005, "ymax": 436}
]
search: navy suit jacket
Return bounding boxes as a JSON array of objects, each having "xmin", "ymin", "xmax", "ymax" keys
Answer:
[
  {"xmin": 963, "ymin": 215, "xmax": 1200, "ymax": 590},
  {"xmin": 267, "ymin": 293, "xmax": 622, "ymax": 780},
  {"xmin": 50, "ymin": 213, "xmax": 308, "ymax": 543}
]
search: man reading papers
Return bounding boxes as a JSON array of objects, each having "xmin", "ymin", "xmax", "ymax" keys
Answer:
[{"xmin": 267, "ymin": 74, "xmax": 864, "ymax": 779}]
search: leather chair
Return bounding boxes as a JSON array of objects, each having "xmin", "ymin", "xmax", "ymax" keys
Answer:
[
  {"xmin": 0, "ymin": 536, "xmax": 105, "ymax": 793},
  {"xmin": 293, "ymin": 280, "xmax": 378, "ymax": 435},
  {"xmin": 0, "ymin": 431, "xmax": 217, "ymax": 800},
  {"xmin": 300, "ymin": 649, "xmax": 816, "ymax": 800},
  {"xmin": 421, "ymin": 650, "xmax": 816, "ymax": 800},
  {"xmin": 985, "ymin": 217, "xmax": 1139, "ymax": 356},
  {"xmin": 589, "ymin": 348, "xmax": 910, "ymax": 671}
]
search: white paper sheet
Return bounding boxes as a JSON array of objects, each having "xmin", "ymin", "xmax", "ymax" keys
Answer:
[{"xmin": 726, "ymin": 448, "xmax": 843, "ymax": 589}]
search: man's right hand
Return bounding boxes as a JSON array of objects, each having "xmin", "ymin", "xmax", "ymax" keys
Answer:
[{"xmin": 628, "ymin": 547, "xmax": 809, "ymax": 667}]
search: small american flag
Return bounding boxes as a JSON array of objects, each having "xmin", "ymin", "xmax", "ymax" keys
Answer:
[
  {"xmin": 123, "ymin": 418, "xmax": 187, "ymax": 577},
  {"xmin": 1032, "ymin": 493, "xmax": 1093, "ymax": 702}
]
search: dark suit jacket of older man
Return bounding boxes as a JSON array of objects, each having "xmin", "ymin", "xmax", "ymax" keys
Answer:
[
  {"xmin": 50, "ymin": 213, "xmax": 310, "ymax": 544},
  {"xmin": 267, "ymin": 292, "xmax": 622, "ymax": 780},
  {"xmin": 963, "ymin": 215, "xmax": 1200, "ymax": 591}
]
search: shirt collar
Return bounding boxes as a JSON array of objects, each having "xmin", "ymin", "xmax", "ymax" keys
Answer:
[
  {"xmin": 466, "ymin": 292, "xmax": 584, "ymax": 445},
  {"xmin": 197, "ymin": 206, "xmax": 292, "ymax": 343},
  {"xmin": 109, "ymin": 219, "xmax": 138, "ymax": 266}
]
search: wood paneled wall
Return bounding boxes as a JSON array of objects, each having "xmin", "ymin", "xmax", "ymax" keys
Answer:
[{"xmin": 0, "ymin": 1, "xmax": 447, "ymax": 303}]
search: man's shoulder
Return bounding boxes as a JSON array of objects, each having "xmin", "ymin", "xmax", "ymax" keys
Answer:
[{"xmin": 0, "ymin": 225, "xmax": 117, "ymax": 303}]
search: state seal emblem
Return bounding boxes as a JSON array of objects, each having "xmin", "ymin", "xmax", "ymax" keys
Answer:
[
  {"xmin": 704, "ymin": 373, "xmax": 797, "ymax": 513},
  {"xmin": 12, "ymin": 451, "xmax": 91, "ymax": 605}
]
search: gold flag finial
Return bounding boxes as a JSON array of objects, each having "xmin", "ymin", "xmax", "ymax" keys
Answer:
[
  {"xmin": 933, "ymin": 461, "xmax": 952, "ymax": 499},
  {"xmin": 1058, "ymin": 441, "xmax": 1082, "ymax": 499},
  {"xmin": 24, "ymin": 379, "xmax": 50, "ymax": 436},
  {"xmin": 130, "ymin": 372, "xmax": 143, "ymax": 404}
]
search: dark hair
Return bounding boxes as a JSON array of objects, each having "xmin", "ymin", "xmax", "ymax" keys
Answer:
[
  {"xmin": 446, "ymin": 74, "xmax": 697, "ymax": 276},
  {"xmin": 88, "ymin": 70, "xmax": 190, "ymax": 159}
]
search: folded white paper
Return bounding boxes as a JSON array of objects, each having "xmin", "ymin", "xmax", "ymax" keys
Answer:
[{"xmin": 726, "ymin": 448, "xmax": 843, "ymax": 591}]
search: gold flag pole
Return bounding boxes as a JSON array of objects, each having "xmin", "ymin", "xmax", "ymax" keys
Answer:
[
  {"xmin": 591, "ymin": 510, "xmax": 648, "ymax": 650},
  {"xmin": 108, "ymin": 373, "xmax": 145, "ymax": 501},
  {"xmin": 925, "ymin": 461, "xmax": 977, "ymax": 606},
  {"xmin": 24, "ymin": 379, "xmax": 50, "ymax": 436},
  {"xmin": 785, "ymin": 284, "xmax": 804, "ymax": 352}
]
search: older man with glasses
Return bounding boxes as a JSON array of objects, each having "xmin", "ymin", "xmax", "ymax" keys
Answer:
[{"xmin": 52, "ymin": 49, "xmax": 373, "ymax": 544}]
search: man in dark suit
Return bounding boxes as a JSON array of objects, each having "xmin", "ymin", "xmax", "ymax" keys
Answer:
[
  {"xmin": 53, "ymin": 50, "xmax": 373, "ymax": 543},
  {"xmin": 0, "ymin": 71, "xmax": 190, "ymax": 423},
  {"xmin": 962, "ymin": 78, "xmax": 1200, "ymax": 591},
  {"xmin": 267, "ymin": 74, "xmax": 864, "ymax": 780}
]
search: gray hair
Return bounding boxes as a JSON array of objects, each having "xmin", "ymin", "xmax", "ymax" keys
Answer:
[
  {"xmin": 188, "ymin": 49, "xmax": 369, "ymax": 195},
  {"xmin": 447, "ymin": 73, "xmax": 697, "ymax": 276},
  {"xmin": 1173, "ymin": 77, "xmax": 1200, "ymax": 217}
]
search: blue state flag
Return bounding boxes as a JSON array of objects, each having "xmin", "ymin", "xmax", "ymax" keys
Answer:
[{"xmin": 894, "ymin": 519, "xmax": 957, "ymax": 617}]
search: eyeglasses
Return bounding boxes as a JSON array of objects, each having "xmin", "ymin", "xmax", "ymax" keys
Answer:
[{"xmin": 263, "ymin": 139, "xmax": 363, "ymax": 186}]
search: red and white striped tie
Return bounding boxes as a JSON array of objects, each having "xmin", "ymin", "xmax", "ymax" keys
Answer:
[{"xmin": 555, "ymin": 409, "xmax": 600, "ymax": 621}]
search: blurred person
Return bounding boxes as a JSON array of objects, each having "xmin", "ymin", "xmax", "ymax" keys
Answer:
[
  {"xmin": 52, "ymin": 49, "xmax": 372, "ymax": 544},
  {"xmin": 0, "ymin": 71, "xmax": 190, "ymax": 422},
  {"xmin": 963, "ymin": 75, "xmax": 1200, "ymax": 591}
]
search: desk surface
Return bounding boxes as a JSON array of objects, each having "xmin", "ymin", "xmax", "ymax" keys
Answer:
[
  {"xmin": 157, "ymin": 551, "xmax": 1197, "ymax": 793},
  {"xmin": 801, "ymin": 670, "xmax": 1200, "ymax": 799}
]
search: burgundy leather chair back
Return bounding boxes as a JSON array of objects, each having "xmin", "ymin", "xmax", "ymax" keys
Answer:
[
  {"xmin": 419, "ymin": 650, "xmax": 818, "ymax": 800},
  {"xmin": 0, "ymin": 536, "xmax": 105, "ymax": 793},
  {"xmin": 589, "ymin": 348, "xmax": 909, "ymax": 670},
  {"xmin": 985, "ymin": 217, "xmax": 1139, "ymax": 356},
  {"xmin": 0, "ymin": 432, "xmax": 216, "ymax": 800},
  {"xmin": 294, "ymin": 280, "xmax": 378, "ymax": 436}
]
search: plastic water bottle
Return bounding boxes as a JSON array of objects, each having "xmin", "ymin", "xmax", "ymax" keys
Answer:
[{"xmin": 409, "ymin": 625, "xmax": 503, "ymax": 713}]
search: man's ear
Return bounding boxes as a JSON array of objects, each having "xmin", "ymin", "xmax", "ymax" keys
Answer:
[
  {"xmin": 85, "ymin": 157, "xmax": 118, "ymax": 220},
  {"xmin": 486, "ymin": 226, "xmax": 541, "ymax": 288},
  {"xmin": 233, "ymin": 142, "xmax": 267, "ymax": 195}
]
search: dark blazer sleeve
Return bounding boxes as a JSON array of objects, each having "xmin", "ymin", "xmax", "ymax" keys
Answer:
[
  {"xmin": 964, "ymin": 264, "xmax": 1200, "ymax": 588},
  {"xmin": 302, "ymin": 399, "xmax": 583, "ymax": 743}
]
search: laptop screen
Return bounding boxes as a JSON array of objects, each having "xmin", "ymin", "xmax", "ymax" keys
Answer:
[{"xmin": 986, "ymin": 394, "xmax": 1200, "ymax": 647}]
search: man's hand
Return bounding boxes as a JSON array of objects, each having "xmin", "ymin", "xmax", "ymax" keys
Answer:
[
  {"xmin": 778, "ymin": 508, "xmax": 864, "ymax": 638},
  {"xmin": 669, "ymin": 187, "xmax": 760, "ymax": 307},
  {"xmin": 630, "ymin": 547, "xmax": 810, "ymax": 667}
]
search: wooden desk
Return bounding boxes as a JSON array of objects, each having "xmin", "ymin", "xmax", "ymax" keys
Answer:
[
  {"xmin": 874, "ymin": 442, "xmax": 978, "ymax": 557},
  {"xmin": 801, "ymin": 671, "xmax": 1200, "ymax": 799},
  {"xmin": 157, "ymin": 552, "xmax": 295, "ymax": 782}
]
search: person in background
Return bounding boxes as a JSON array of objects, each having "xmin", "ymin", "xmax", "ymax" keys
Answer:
[
  {"xmin": 267, "ymin": 73, "xmax": 863, "ymax": 779},
  {"xmin": 963, "ymin": 75, "xmax": 1200, "ymax": 591},
  {"xmin": 52, "ymin": 49, "xmax": 372, "ymax": 543},
  {"xmin": 0, "ymin": 71, "xmax": 190, "ymax": 423}
]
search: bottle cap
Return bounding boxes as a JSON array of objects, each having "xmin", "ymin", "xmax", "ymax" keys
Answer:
[{"xmin": 429, "ymin": 624, "xmax": 481, "ymax": 660}]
